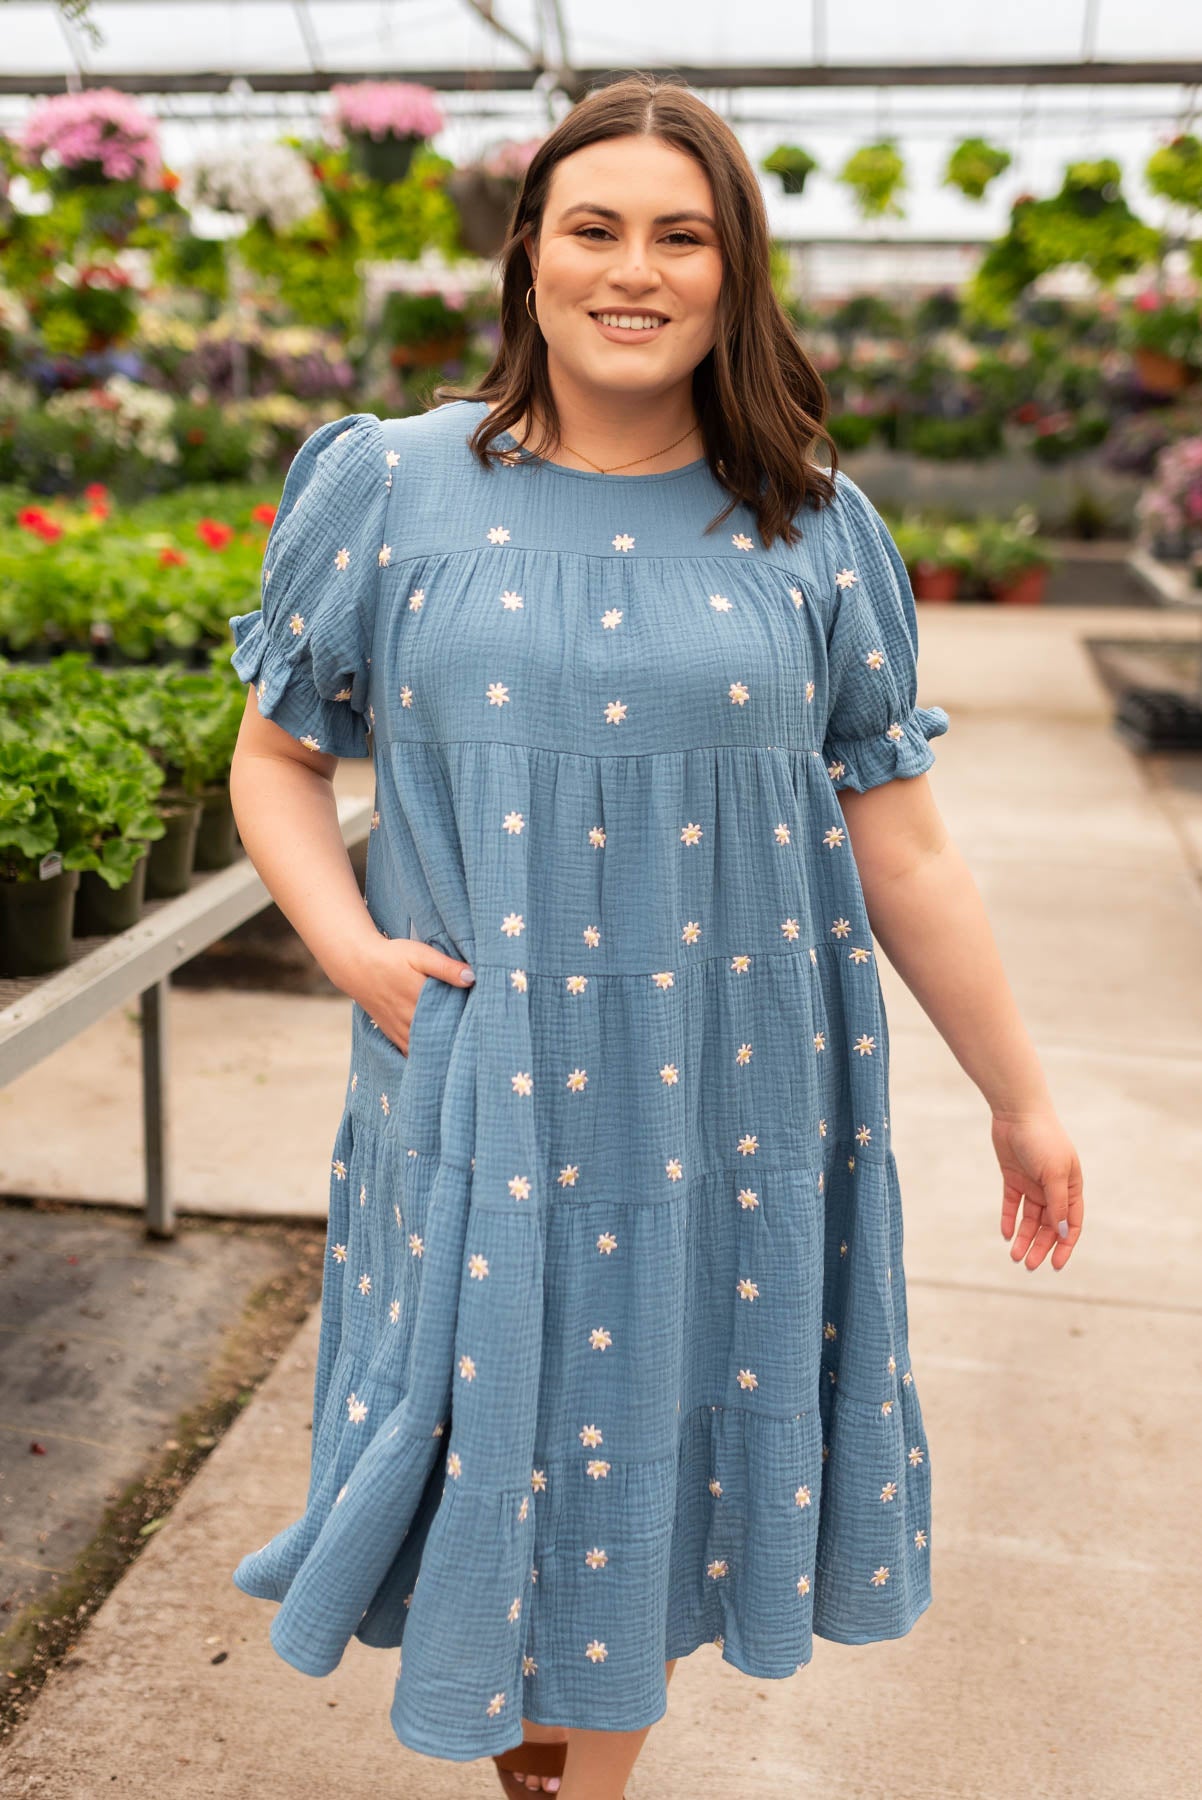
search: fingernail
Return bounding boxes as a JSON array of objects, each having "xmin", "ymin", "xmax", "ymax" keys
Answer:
[
  {"xmin": 1057, "ymin": 1219, "xmax": 1068, "ymax": 1238},
  {"xmin": 460, "ymin": 966, "xmax": 475, "ymax": 984},
  {"xmin": 547, "ymin": 1782, "xmax": 561, "ymax": 1793}
]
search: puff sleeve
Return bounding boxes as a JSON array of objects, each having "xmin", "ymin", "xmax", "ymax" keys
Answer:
[
  {"xmin": 818, "ymin": 470, "xmax": 950, "ymax": 793},
  {"xmin": 228, "ymin": 412, "xmax": 391, "ymax": 758}
]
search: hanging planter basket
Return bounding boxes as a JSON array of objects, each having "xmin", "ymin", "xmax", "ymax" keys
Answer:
[
  {"xmin": 347, "ymin": 131, "xmax": 422, "ymax": 185},
  {"xmin": 446, "ymin": 167, "xmax": 520, "ymax": 259}
]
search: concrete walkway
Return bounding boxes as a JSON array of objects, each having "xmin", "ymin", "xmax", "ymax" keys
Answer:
[{"xmin": 3, "ymin": 601, "xmax": 1200, "ymax": 1799}]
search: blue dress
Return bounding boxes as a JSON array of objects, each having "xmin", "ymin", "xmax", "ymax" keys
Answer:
[{"xmin": 227, "ymin": 398, "xmax": 948, "ymax": 1763}]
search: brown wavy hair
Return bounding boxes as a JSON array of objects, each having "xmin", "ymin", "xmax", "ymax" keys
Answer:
[{"xmin": 430, "ymin": 73, "xmax": 837, "ymax": 549}]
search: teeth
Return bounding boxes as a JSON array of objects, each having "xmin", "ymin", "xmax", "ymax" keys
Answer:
[{"xmin": 595, "ymin": 313, "xmax": 665, "ymax": 330}]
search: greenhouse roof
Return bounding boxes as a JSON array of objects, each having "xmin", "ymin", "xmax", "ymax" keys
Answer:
[{"xmin": 2, "ymin": 2, "xmax": 1201, "ymax": 249}]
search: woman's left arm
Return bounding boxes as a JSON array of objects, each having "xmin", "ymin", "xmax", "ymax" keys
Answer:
[{"xmin": 838, "ymin": 771, "xmax": 1084, "ymax": 1273}]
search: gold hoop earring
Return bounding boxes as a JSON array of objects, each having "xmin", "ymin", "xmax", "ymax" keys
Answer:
[{"xmin": 525, "ymin": 283, "xmax": 537, "ymax": 323}]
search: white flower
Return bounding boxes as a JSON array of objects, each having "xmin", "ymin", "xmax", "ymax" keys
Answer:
[
  {"xmin": 835, "ymin": 567, "xmax": 859, "ymax": 589},
  {"xmin": 487, "ymin": 525, "xmax": 511, "ymax": 544},
  {"xmin": 731, "ymin": 533, "xmax": 754, "ymax": 551},
  {"xmin": 378, "ymin": 544, "xmax": 392, "ymax": 567},
  {"xmin": 611, "ymin": 533, "xmax": 635, "ymax": 552},
  {"xmin": 182, "ymin": 142, "xmax": 320, "ymax": 232},
  {"xmin": 334, "ymin": 547, "xmax": 350, "ymax": 571}
]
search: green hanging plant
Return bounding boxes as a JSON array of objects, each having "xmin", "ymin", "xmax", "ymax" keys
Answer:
[
  {"xmin": 761, "ymin": 144, "xmax": 819, "ymax": 197},
  {"xmin": 837, "ymin": 140, "xmax": 906, "ymax": 220},
  {"xmin": 944, "ymin": 137, "xmax": 1012, "ymax": 202},
  {"xmin": 1145, "ymin": 133, "xmax": 1202, "ymax": 213}
]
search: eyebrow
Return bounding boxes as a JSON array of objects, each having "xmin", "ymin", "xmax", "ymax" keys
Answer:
[{"xmin": 558, "ymin": 203, "xmax": 717, "ymax": 230}]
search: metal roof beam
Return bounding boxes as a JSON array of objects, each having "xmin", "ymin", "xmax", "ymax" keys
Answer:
[{"xmin": 4, "ymin": 59, "xmax": 1202, "ymax": 96}]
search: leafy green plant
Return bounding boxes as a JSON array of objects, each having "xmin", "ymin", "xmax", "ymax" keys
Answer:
[
  {"xmin": 837, "ymin": 141, "xmax": 906, "ymax": 220},
  {"xmin": 975, "ymin": 512, "xmax": 1056, "ymax": 583},
  {"xmin": 761, "ymin": 144, "xmax": 819, "ymax": 197},
  {"xmin": 944, "ymin": 138, "xmax": 1012, "ymax": 202},
  {"xmin": 1145, "ymin": 134, "xmax": 1202, "ymax": 213},
  {"xmin": 380, "ymin": 287, "xmax": 468, "ymax": 347}
]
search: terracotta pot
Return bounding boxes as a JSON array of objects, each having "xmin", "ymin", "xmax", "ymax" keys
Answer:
[
  {"xmin": 991, "ymin": 566, "xmax": 1047, "ymax": 605},
  {"xmin": 912, "ymin": 562, "xmax": 960, "ymax": 602},
  {"xmin": 1133, "ymin": 346, "xmax": 1191, "ymax": 397},
  {"xmin": 389, "ymin": 333, "xmax": 468, "ymax": 369}
]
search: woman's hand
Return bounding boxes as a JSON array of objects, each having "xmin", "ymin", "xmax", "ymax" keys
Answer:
[
  {"xmin": 991, "ymin": 1107, "xmax": 1084, "ymax": 1272},
  {"xmin": 333, "ymin": 936, "xmax": 475, "ymax": 1057}
]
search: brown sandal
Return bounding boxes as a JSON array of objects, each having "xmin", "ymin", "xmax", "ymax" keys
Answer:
[{"xmin": 492, "ymin": 1737, "xmax": 567, "ymax": 1796}]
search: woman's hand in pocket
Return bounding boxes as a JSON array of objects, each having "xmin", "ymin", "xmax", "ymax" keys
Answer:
[{"xmin": 335, "ymin": 937, "xmax": 475, "ymax": 1056}]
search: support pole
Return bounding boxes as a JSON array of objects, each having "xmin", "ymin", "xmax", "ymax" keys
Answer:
[{"xmin": 140, "ymin": 977, "xmax": 174, "ymax": 1240}]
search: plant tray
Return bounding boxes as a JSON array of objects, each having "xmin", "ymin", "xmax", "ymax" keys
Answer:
[{"xmin": 1112, "ymin": 684, "xmax": 1202, "ymax": 751}]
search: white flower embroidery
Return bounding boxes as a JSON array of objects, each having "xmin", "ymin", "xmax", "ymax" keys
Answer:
[
  {"xmin": 502, "ymin": 912, "xmax": 524, "ymax": 936},
  {"xmin": 389, "ymin": 1299, "xmax": 400, "ymax": 1323},
  {"xmin": 596, "ymin": 1232, "xmax": 617, "ymax": 1254},
  {"xmin": 737, "ymin": 1188, "xmax": 759, "ymax": 1209},
  {"xmin": 486, "ymin": 681, "xmax": 510, "ymax": 706},
  {"xmin": 288, "ymin": 612, "xmax": 304, "ymax": 636},
  {"xmin": 707, "ymin": 1558, "xmax": 729, "ymax": 1578},
  {"xmin": 681, "ymin": 821, "xmax": 703, "ymax": 845},
  {"xmin": 709, "ymin": 592, "xmax": 733, "ymax": 612},
  {"xmin": 789, "ymin": 586, "xmax": 805, "ymax": 608},
  {"xmin": 332, "ymin": 1243, "xmax": 347, "ymax": 1263},
  {"xmin": 835, "ymin": 567, "xmax": 859, "ymax": 589},
  {"xmin": 459, "ymin": 1355, "xmax": 477, "ymax": 1381},
  {"xmin": 781, "ymin": 917, "xmax": 800, "ymax": 940},
  {"xmin": 347, "ymin": 1392, "xmax": 368, "ymax": 1424},
  {"xmin": 885, "ymin": 722, "xmax": 905, "ymax": 742},
  {"xmin": 612, "ymin": 533, "xmax": 635, "ymax": 552},
  {"xmin": 408, "ymin": 587, "xmax": 424, "ymax": 610},
  {"xmin": 566, "ymin": 1069, "xmax": 588, "ymax": 1091},
  {"xmin": 604, "ymin": 699, "xmax": 628, "ymax": 724},
  {"xmin": 737, "ymin": 1133, "xmax": 758, "ymax": 1155},
  {"xmin": 500, "ymin": 589, "xmax": 524, "ymax": 610},
  {"xmin": 511, "ymin": 1071, "xmax": 534, "ymax": 1095},
  {"xmin": 588, "ymin": 825, "xmax": 606, "ymax": 847},
  {"xmin": 509, "ymin": 1175, "xmax": 532, "ymax": 1201},
  {"xmin": 385, "ymin": 449, "xmax": 400, "ymax": 468},
  {"xmin": 601, "ymin": 607, "xmax": 623, "ymax": 628},
  {"xmin": 795, "ymin": 1485, "xmax": 812, "ymax": 1507},
  {"xmin": 823, "ymin": 825, "xmax": 846, "ymax": 849},
  {"xmin": 865, "ymin": 648, "xmax": 885, "ymax": 670},
  {"xmin": 334, "ymin": 547, "xmax": 350, "ymax": 571},
  {"xmin": 661, "ymin": 1062, "xmax": 680, "ymax": 1082},
  {"xmin": 870, "ymin": 1565, "xmax": 890, "ymax": 1586},
  {"xmin": 469, "ymin": 1253, "xmax": 490, "ymax": 1280},
  {"xmin": 557, "ymin": 1164, "xmax": 580, "ymax": 1186},
  {"xmin": 357, "ymin": 1272, "xmax": 371, "ymax": 1296},
  {"xmin": 299, "ymin": 735, "xmax": 321, "ymax": 752},
  {"xmin": 797, "ymin": 1573, "xmax": 811, "ymax": 1596},
  {"xmin": 585, "ymin": 1640, "xmax": 608, "ymax": 1662},
  {"xmin": 728, "ymin": 681, "xmax": 750, "ymax": 705},
  {"xmin": 737, "ymin": 1278, "xmax": 759, "ymax": 1301},
  {"xmin": 736, "ymin": 1368, "xmax": 758, "ymax": 1390},
  {"xmin": 378, "ymin": 544, "xmax": 392, "ymax": 567},
  {"xmin": 827, "ymin": 759, "xmax": 846, "ymax": 780},
  {"xmin": 585, "ymin": 1547, "xmax": 608, "ymax": 1569},
  {"xmin": 665, "ymin": 1158, "xmax": 683, "ymax": 1181},
  {"xmin": 731, "ymin": 533, "xmax": 754, "ymax": 551},
  {"xmin": 854, "ymin": 1034, "xmax": 876, "ymax": 1056},
  {"xmin": 487, "ymin": 526, "xmax": 511, "ymax": 545},
  {"xmin": 589, "ymin": 1327, "xmax": 613, "ymax": 1351},
  {"xmin": 486, "ymin": 1690, "xmax": 504, "ymax": 1715}
]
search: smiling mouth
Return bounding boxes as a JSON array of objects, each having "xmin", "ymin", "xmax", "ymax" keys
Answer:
[{"xmin": 589, "ymin": 310, "xmax": 670, "ymax": 331}]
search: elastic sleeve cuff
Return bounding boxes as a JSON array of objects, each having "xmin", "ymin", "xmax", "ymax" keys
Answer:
[
  {"xmin": 823, "ymin": 704, "xmax": 949, "ymax": 793},
  {"xmin": 230, "ymin": 610, "xmax": 372, "ymax": 760}
]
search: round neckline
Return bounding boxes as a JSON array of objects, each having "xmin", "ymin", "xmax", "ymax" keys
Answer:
[{"xmin": 468, "ymin": 400, "xmax": 708, "ymax": 483}]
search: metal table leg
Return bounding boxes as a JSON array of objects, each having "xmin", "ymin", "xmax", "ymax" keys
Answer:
[{"xmin": 140, "ymin": 976, "xmax": 173, "ymax": 1239}]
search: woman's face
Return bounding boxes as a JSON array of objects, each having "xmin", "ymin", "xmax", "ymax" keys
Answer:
[{"xmin": 526, "ymin": 134, "xmax": 724, "ymax": 408}]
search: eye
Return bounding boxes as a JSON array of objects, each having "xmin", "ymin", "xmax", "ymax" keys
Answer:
[{"xmin": 574, "ymin": 226, "xmax": 701, "ymax": 245}]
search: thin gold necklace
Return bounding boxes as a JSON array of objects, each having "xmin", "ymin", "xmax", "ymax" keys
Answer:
[{"xmin": 551, "ymin": 422, "xmax": 701, "ymax": 474}]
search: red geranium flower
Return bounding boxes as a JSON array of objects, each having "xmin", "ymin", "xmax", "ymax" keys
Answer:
[
  {"xmin": 88, "ymin": 498, "xmax": 110, "ymax": 521},
  {"xmin": 196, "ymin": 518, "xmax": 234, "ymax": 551},
  {"xmin": 83, "ymin": 483, "xmax": 109, "ymax": 502},
  {"xmin": 159, "ymin": 546, "xmax": 187, "ymax": 567},
  {"xmin": 17, "ymin": 506, "xmax": 63, "ymax": 542},
  {"xmin": 251, "ymin": 503, "xmax": 277, "ymax": 526}
]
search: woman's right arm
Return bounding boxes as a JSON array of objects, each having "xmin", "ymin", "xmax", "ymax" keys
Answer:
[{"xmin": 229, "ymin": 689, "xmax": 475, "ymax": 1055}]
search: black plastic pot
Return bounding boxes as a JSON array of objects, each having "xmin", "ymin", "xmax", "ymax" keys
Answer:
[
  {"xmin": 145, "ymin": 796, "xmax": 202, "ymax": 898},
  {"xmin": 74, "ymin": 848, "xmax": 149, "ymax": 936},
  {"xmin": 0, "ymin": 867, "xmax": 80, "ymax": 977},
  {"xmin": 348, "ymin": 131, "xmax": 419, "ymax": 185},
  {"xmin": 193, "ymin": 783, "xmax": 240, "ymax": 871}
]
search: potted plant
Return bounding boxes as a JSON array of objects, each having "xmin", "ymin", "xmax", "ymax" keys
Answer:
[
  {"xmin": 1120, "ymin": 291, "xmax": 1200, "ymax": 396},
  {"xmin": 328, "ymin": 81, "xmax": 444, "ymax": 186},
  {"xmin": 112, "ymin": 670, "xmax": 209, "ymax": 896},
  {"xmin": 891, "ymin": 517, "xmax": 977, "ymax": 602},
  {"xmin": 0, "ymin": 749, "xmax": 78, "ymax": 975},
  {"xmin": 16, "ymin": 88, "xmax": 162, "ymax": 192},
  {"xmin": 381, "ymin": 287, "xmax": 470, "ymax": 368},
  {"xmin": 446, "ymin": 137, "xmax": 541, "ymax": 259},
  {"xmin": 65, "ymin": 720, "xmax": 167, "ymax": 933},
  {"xmin": 1134, "ymin": 435, "xmax": 1202, "ymax": 560},
  {"xmin": 837, "ymin": 141, "xmax": 907, "ymax": 220},
  {"xmin": 761, "ymin": 144, "xmax": 819, "ymax": 197},
  {"xmin": 165, "ymin": 666, "xmax": 247, "ymax": 870},
  {"xmin": 944, "ymin": 138, "xmax": 1012, "ymax": 202},
  {"xmin": 1144, "ymin": 133, "xmax": 1202, "ymax": 214},
  {"xmin": 977, "ymin": 511, "xmax": 1056, "ymax": 604}
]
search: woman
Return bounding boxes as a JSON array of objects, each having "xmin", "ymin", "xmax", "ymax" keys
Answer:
[{"xmin": 227, "ymin": 74, "xmax": 1083, "ymax": 1800}]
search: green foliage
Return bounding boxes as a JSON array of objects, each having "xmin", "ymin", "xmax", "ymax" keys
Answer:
[
  {"xmin": 837, "ymin": 141, "xmax": 907, "ymax": 220},
  {"xmin": 761, "ymin": 144, "xmax": 819, "ymax": 196},
  {"xmin": 968, "ymin": 160, "xmax": 1161, "ymax": 323},
  {"xmin": 944, "ymin": 138, "xmax": 1012, "ymax": 202},
  {"xmin": 381, "ymin": 287, "xmax": 468, "ymax": 346},
  {"xmin": 236, "ymin": 142, "xmax": 464, "ymax": 333},
  {"xmin": 1144, "ymin": 134, "xmax": 1202, "ymax": 213}
]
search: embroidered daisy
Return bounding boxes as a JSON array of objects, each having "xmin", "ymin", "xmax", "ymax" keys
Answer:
[{"xmin": 612, "ymin": 532, "xmax": 635, "ymax": 552}]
